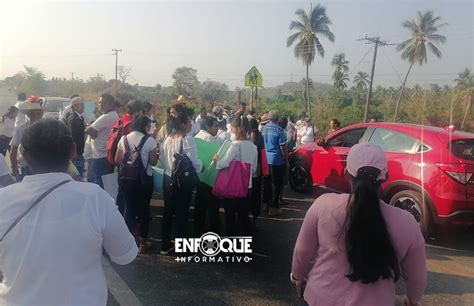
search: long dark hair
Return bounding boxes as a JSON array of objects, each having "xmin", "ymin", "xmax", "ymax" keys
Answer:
[
  {"xmin": 230, "ymin": 115, "xmax": 250, "ymax": 139},
  {"xmin": 342, "ymin": 166, "xmax": 400, "ymax": 284},
  {"xmin": 167, "ymin": 106, "xmax": 193, "ymax": 135}
]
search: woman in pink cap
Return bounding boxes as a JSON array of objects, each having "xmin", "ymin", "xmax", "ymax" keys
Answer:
[{"xmin": 291, "ymin": 143, "xmax": 426, "ymax": 306}]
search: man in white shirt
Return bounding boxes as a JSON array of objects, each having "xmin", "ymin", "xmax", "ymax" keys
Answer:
[
  {"xmin": 195, "ymin": 116, "xmax": 220, "ymax": 146},
  {"xmin": 0, "ymin": 106, "xmax": 18, "ymax": 156},
  {"xmin": 10, "ymin": 97, "xmax": 44, "ymax": 180},
  {"xmin": 85, "ymin": 93, "xmax": 118, "ymax": 188},
  {"xmin": 0, "ymin": 118, "xmax": 137, "ymax": 305},
  {"xmin": 13, "ymin": 92, "xmax": 28, "ymax": 127}
]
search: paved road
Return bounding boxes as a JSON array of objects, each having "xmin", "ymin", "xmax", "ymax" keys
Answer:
[{"xmin": 105, "ymin": 187, "xmax": 474, "ymax": 306}]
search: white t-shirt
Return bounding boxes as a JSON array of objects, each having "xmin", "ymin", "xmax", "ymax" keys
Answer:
[
  {"xmin": 90, "ymin": 111, "xmax": 119, "ymax": 159},
  {"xmin": 117, "ymin": 131, "xmax": 157, "ymax": 176},
  {"xmin": 0, "ymin": 172, "xmax": 137, "ymax": 305},
  {"xmin": 298, "ymin": 126, "xmax": 317, "ymax": 145},
  {"xmin": 216, "ymin": 140, "xmax": 258, "ymax": 189},
  {"xmin": 195, "ymin": 130, "xmax": 220, "ymax": 146},
  {"xmin": 1, "ymin": 117, "xmax": 15, "ymax": 138},
  {"xmin": 159, "ymin": 135, "xmax": 203, "ymax": 177},
  {"xmin": 216, "ymin": 129, "xmax": 231, "ymax": 145},
  {"xmin": 190, "ymin": 121, "xmax": 200, "ymax": 136},
  {"xmin": 14, "ymin": 101, "xmax": 27, "ymax": 127}
]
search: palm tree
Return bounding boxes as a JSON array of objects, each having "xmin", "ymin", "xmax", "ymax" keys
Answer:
[
  {"xmin": 287, "ymin": 4, "xmax": 335, "ymax": 120},
  {"xmin": 393, "ymin": 11, "xmax": 447, "ymax": 122},
  {"xmin": 353, "ymin": 72, "xmax": 369, "ymax": 90},
  {"xmin": 331, "ymin": 53, "xmax": 349, "ymax": 89},
  {"xmin": 454, "ymin": 69, "xmax": 473, "ymax": 130}
]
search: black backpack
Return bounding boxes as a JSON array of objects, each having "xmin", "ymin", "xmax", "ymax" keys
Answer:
[
  {"xmin": 119, "ymin": 134, "xmax": 150, "ymax": 186},
  {"xmin": 170, "ymin": 137, "xmax": 199, "ymax": 192}
]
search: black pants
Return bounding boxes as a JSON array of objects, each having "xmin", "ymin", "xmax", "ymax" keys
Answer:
[
  {"xmin": 116, "ymin": 186, "xmax": 125, "ymax": 216},
  {"xmin": 251, "ymin": 176, "xmax": 262, "ymax": 219},
  {"xmin": 262, "ymin": 175, "xmax": 272, "ymax": 205},
  {"xmin": 222, "ymin": 191, "xmax": 252, "ymax": 236},
  {"xmin": 0, "ymin": 137, "xmax": 11, "ymax": 156},
  {"xmin": 194, "ymin": 182, "xmax": 220, "ymax": 236},
  {"xmin": 121, "ymin": 175, "xmax": 154, "ymax": 239},
  {"xmin": 162, "ymin": 175, "xmax": 193, "ymax": 250},
  {"xmin": 269, "ymin": 164, "xmax": 286, "ymax": 208}
]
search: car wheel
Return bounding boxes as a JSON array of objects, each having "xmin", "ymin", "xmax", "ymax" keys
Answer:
[
  {"xmin": 289, "ymin": 159, "xmax": 312, "ymax": 193},
  {"xmin": 389, "ymin": 190, "xmax": 433, "ymax": 239}
]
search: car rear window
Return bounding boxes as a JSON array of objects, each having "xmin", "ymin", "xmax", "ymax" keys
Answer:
[
  {"xmin": 44, "ymin": 100, "xmax": 67, "ymax": 112},
  {"xmin": 450, "ymin": 139, "xmax": 474, "ymax": 161}
]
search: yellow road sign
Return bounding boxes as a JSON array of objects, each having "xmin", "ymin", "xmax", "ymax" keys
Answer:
[{"xmin": 245, "ymin": 66, "xmax": 262, "ymax": 87}]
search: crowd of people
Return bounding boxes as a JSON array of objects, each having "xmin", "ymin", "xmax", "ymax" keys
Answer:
[
  {"xmin": 0, "ymin": 92, "xmax": 426, "ymax": 305},
  {"xmin": 0, "ymin": 93, "xmax": 328, "ymax": 254}
]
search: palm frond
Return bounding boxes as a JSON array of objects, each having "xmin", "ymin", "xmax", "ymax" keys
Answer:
[
  {"xmin": 317, "ymin": 29, "xmax": 335, "ymax": 42},
  {"xmin": 427, "ymin": 34, "xmax": 446, "ymax": 44},
  {"xmin": 295, "ymin": 9, "xmax": 310, "ymax": 25},
  {"xmin": 289, "ymin": 20, "xmax": 305, "ymax": 31},
  {"xmin": 287, "ymin": 32, "xmax": 301, "ymax": 47},
  {"xmin": 315, "ymin": 38, "xmax": 325, "ymax": 58},
  {"xmin": 427, "ymin": 42, "xmax": 442, "ymax": 58},
  {"xmin": 396, "ymin": 38, "xmax": 415, "ymax": 52}
]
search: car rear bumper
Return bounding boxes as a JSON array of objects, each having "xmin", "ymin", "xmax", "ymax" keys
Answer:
[{"xmin": 436, "ymin": 209, "xmax": 474, "ymax": 225}]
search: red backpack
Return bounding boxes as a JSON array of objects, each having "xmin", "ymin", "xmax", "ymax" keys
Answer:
[{"xmin": 106, "ymin": 119, "xmax": 132, "ymax": 166}]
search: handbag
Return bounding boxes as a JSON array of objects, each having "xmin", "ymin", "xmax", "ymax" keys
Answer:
[
  {"xmin": 212, "ymin": 142, "xmax": 251, "ymax": 199},
  {"xmin": 261, "ymin": 149, "xmax": 270, "ymax": 177},
  {"xmin": 0, "ymin": 180, "xmax": 72, "ymax": 242}
]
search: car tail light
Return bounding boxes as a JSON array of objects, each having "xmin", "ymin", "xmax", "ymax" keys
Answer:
[{"xmin": 436, "ymin": 163, "xmax": 473, "ymax": 185}]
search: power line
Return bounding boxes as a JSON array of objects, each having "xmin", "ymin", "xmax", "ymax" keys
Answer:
[
  {"xmin": 357, "ymin": 35, "xmax": 396, "ymax": 122},
  {"xmin": 380, "ymin": 48, "xmax": 403, "ymax": 84}
]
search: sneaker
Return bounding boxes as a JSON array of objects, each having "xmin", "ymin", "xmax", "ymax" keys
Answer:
[
  {"xmin": 160, "ymin": 245, "xmax": 175, "ymax": 255},
  {"xmin": 268, "ymin": 207, "xmax": 283, "ymax": 217},
  {"xmin": 138, "ymin": 242, "xmax": 152, "ymax": 254}
]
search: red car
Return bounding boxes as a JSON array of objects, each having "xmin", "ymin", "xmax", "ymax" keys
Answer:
[{"xmin": 289, "ymin": 122, "xmax": 474, "ymax": 237}]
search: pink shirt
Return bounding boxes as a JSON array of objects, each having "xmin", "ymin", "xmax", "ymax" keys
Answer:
[{"xmin": 292, "ymin": 193, "xmax": 427, "ymax": 306}]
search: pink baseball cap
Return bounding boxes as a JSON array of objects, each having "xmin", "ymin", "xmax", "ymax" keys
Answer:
[{"xmin": 346, "ymin": 143, "xmax": 387, "ymax": 181}]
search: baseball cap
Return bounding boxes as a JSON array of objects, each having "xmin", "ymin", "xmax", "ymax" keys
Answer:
[
  {"xmin": 346, "ymin": 143, "xmax": 387, "ymax": 182},
  {"xmin": 260, "ymin": 112, "xmax": 270, "ymax": 124},
  {"xmin": 19, "ymin": 97, "xmax": 43, "ymax": 112}
]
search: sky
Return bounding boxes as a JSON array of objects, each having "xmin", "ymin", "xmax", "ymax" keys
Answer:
[{"xmin": 0, "ymin": 0, "xmax": 473, "ymax": 89}]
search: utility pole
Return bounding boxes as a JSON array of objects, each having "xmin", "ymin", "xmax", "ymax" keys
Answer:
[
  {"xmin": 112, "ymin": 49, "xmax": 122, "ymax": 98},
  {"xmin": 358, "ymin": 35, "xmax": 393, "ymax": 122},
  {"xmin": 70, "ymin": 72, "xmax": 74, "ymax": 80}
]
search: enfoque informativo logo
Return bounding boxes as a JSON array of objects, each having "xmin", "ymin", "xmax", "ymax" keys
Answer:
[{"xmin": 174, "ymin": 232, "xmax": 253, "ymax": 263}]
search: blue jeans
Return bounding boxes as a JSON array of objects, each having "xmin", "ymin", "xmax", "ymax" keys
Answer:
[{"xmin": 91, "ymin": 158, "xmax": 114, "ymax": 189}]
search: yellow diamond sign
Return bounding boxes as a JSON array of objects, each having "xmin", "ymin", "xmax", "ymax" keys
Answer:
[{"xmin": 245, "ymin": 66, "xmax": 262, "ymax": 87}]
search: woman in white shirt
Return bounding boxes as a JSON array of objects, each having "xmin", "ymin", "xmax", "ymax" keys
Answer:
[
  {"xmin": 115, "ymin": 115, "xmax": 158, "ymax": 254},
  {"xmin": 0, "ymin": 119, "xmax": 137, "ymax": 305},
  {"xmin": 213, "ymin": 116, "xmax": 258, "ymax": 236},
  {"xmin": 297, "ymin": 117, "xmax": 317, "ymax": 146},
  {"xmin": 0, "ymin": 106, "xmax": 18, "ymax": 156},
  {"xmin": 159, "ymin": 106, "xmax": 203, "ymax": 255}
]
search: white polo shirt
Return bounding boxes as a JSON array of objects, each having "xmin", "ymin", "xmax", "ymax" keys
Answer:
[
  {"xmin": 0, "ymin": 172, "xmax": 138, "ymax": 305},
  {"xmin": 90, "ymin": 111, "xmax": 119, "ymax": 159}
]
